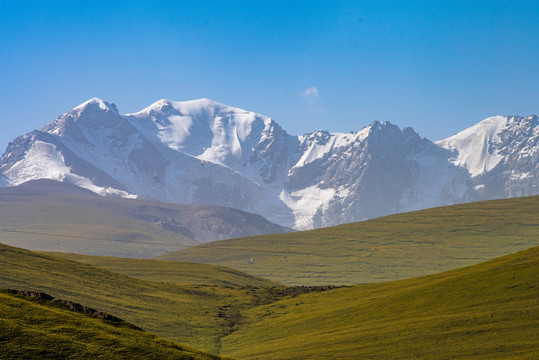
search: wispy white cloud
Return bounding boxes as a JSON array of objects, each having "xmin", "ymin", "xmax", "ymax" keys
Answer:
[{"xmin": 299, "ymin": 86, "xmax": 320, "ymax": 105}]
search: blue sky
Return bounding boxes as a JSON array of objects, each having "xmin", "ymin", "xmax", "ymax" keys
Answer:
[{"xmin": 1, "ymin": 0, "xmax": 538, "ymax": 153}]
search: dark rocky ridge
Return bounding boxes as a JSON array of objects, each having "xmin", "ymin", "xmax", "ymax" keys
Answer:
[{"xmin": 2, "ymin": 289, "xmax": 135, "ymax": 326}]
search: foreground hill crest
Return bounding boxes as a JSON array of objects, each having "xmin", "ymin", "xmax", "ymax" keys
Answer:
[{"xmin": 1, "ymin": 98, "xmax": 537, "ymax": 229}]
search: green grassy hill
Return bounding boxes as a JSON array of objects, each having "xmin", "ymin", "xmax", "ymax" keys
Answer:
[
  {"xmin": 0, "ymin": 290, "xmax": 225, "ymax": 360},
  {"xmin": 0, "ymin": 243, "xmax": 279, "ymax": 354},
  {"xmin": 219, "ymin": 246, "xmax": 539, "ymax": 360},
  {"xmin": 42, "ymin": 252, "xmax": 281, "ymax": 287},
  {"xmin": 158, "ymin": 196, "xmax": 539, "ymax": 285},
  {"xmin": 2, "ymin": 244, "xmax": 537, "ymax": 359}
]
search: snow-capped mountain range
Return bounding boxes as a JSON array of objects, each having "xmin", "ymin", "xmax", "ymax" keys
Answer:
[{"xmin": 1, "ymin": 98, "xmax": 537, "ymax": 230}]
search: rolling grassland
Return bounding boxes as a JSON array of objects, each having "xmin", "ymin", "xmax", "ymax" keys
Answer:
[
  {"xmin": 1, "ymin": 196, "xmax": 537, "ymax": 359},
  {"xmin": 0, "ymin": 243, "xmax": 281, "ymax": 354},
  {"xmin": 219, "ymin": 246, "xmax": 539, "ymax": 359},
  {"xmin": 40, "ymin": 252, "xmax": 280, "ymax": 287},
  {"xmin": 159, "ymin": 196, "xmax": 539, "ymax": 285},
  {"xmin": 1, "ymin": 245, "xmax": 536, "ymax": 358},
  {"xmin": 0, "ymin": 290, "xmax": 226, "ymax": 360}
]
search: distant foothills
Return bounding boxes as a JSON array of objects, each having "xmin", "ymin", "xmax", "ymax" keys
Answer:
[{"xmin": 1, "ymin": 97, "xmax": 537, "ymax": 230}]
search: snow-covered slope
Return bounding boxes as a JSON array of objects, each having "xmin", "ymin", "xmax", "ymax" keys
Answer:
[
  {"xmin": 437, "ymin": 115, "xmax": 539, "ymax": 199},
  {"xmin": 127, "ymin": 98, "xmax": 299, "ymax": 189},
  {"xmin": 280, "ymin": 123, "xmax": 469, "ymax": 229},
  {"xmin": 436, "ymin": 116, "xmax": 507, "ymax": 177},
  {"xmin": 1, "ymin": 98, "xmax": 537, "ymax": 230}
]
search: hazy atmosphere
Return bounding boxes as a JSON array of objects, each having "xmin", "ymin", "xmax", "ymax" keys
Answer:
[{"xmin": 1, "ymin": 0, "xmax": 538, "ymax": 153}]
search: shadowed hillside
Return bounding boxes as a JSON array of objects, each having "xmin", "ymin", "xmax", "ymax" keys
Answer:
[{"xmin": 0, "ymin": 179, "xmax": 289, "ymax": 258}]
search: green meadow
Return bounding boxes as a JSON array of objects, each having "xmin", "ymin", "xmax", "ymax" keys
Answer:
[
  {"xmin": 40, "ymin": 252, "xmax": 280, "ymax": 287},
  {"xmin": 0, "ymin": 243, "xmax": 281, "ymax": 354},
  {"xmin": 0, "ymin": 290, "xmax": 225, "ymax": 360},
  {"xmin": 1, "ymin": 195, "xmax": 538, "ymax": 359},
  {"xmin": 158, "ymin": 196, "xmax": 539, "ymax": 285},
  {"xmin": 2, "ymin": 243, "xmax": 536, "ymax": 359},
  {"xmin": 219, "ymin": 246, "xmax": 539, "ymax": 359}
]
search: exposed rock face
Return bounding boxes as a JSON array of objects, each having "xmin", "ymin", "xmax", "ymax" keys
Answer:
[{"xmin": 1, "ymin": 98, "xmax": 537, "ymax": 229}]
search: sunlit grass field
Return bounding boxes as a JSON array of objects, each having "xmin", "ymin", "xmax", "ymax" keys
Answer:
[
  {"xmin": 219, "ymin": 246, "xmax": 539, "ymax": 359},
  {"xmin": 2, "ymin": 196, "xmax": 538, "ymax": 359},
  {"xmin": 40, "ymin": 252, "xmax": 280, "ymax": 287},
  {"xmin": 158, "ymin": 196, "xmax": 539, "ymax": 285},
  {"xmin": 1, "ymin": 244, "xmax": 537, "ymax": 359},
  {"xmin": 0, "ymin": 243, "xmax": 279, "ymax": 353},
  {"xmin": 0, "ymin": 290, "xmax": 225, "ymax": 360}
]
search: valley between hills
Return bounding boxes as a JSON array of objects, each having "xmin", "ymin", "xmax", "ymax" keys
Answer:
[{"xmin": 1, "ymin": 195, "xmax": 538, "ymax": 359}]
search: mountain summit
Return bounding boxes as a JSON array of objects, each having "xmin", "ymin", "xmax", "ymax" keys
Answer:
[
  {"xmin": 437, "ymin": 115, "xmax": 539, "ymax": 199},
  {"xmin": 1, "ymin": 98, "xmax": 537, "ymax": 229}
]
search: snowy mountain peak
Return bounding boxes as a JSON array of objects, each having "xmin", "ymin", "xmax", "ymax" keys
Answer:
[
  {"xmin": 369, "ymin": 120, "xmax": 387, "ymax": 128},
  {"xmin": 357, "ymin": 121, "xmax": 417, "ymax": 141},
  {"xmin": 363, "ymin": 121, "xmax": 424, "ymax": 153},
  {"xmin": 132, "ymin": 98, "xmax": 243, "ymax": 118},
  {"xmin": 42, "ymin": 97, "xmax": 124, "ymax": 137},
  {"xmin": 74, "ymin": 97, "xmax": 119, "ymax": 114},
  {"xmin": 367, "ymin": 120, "xmax": 403, "ymax": 133},
  {"xmin": 436, "ymin": 115, "xmax": 539, "ymax": 199},
  {"xmin": 436, "ymin": 115, "xmax": 508, "ymax": 177},
  {"xmin": 127, "ymin": 98, "xmax": 277, "ymax": 171},
  {"xmin": 1, "ymin": 98, "xmax": 537, "ymax": 231},
  {"xmin": 131, "ymin": 98, "xmax": 273, "ymax": 133}
]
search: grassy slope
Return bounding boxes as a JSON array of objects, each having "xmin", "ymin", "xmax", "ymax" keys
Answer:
[
  {"xmin": 158, "ymin": 196, "xmax": 539, "ymax": 285},
  {"xmin": 0, "ymin": 179, "xmax": 289, "ymax": 258},
  {"xmin": 0, "ymin": 243, "xmax": 277, "ymax": 354},
  {"xmin": 220, "ymin": 246, "xmax": 539, "ymax": 360},
  {"xmin": 2, "ymin": 242, "xmax": 537, "ymax": 359},
  {"xmin": 41, "ymin": 252, "xmax": 281, "ymax": 287},
  {"xmin": 0, "ymin": 291, "xmax": 224, "ymax": 360},
  {"xmin": 0, "ymin": 199, "xmax": 195, "ymax": 258}
]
